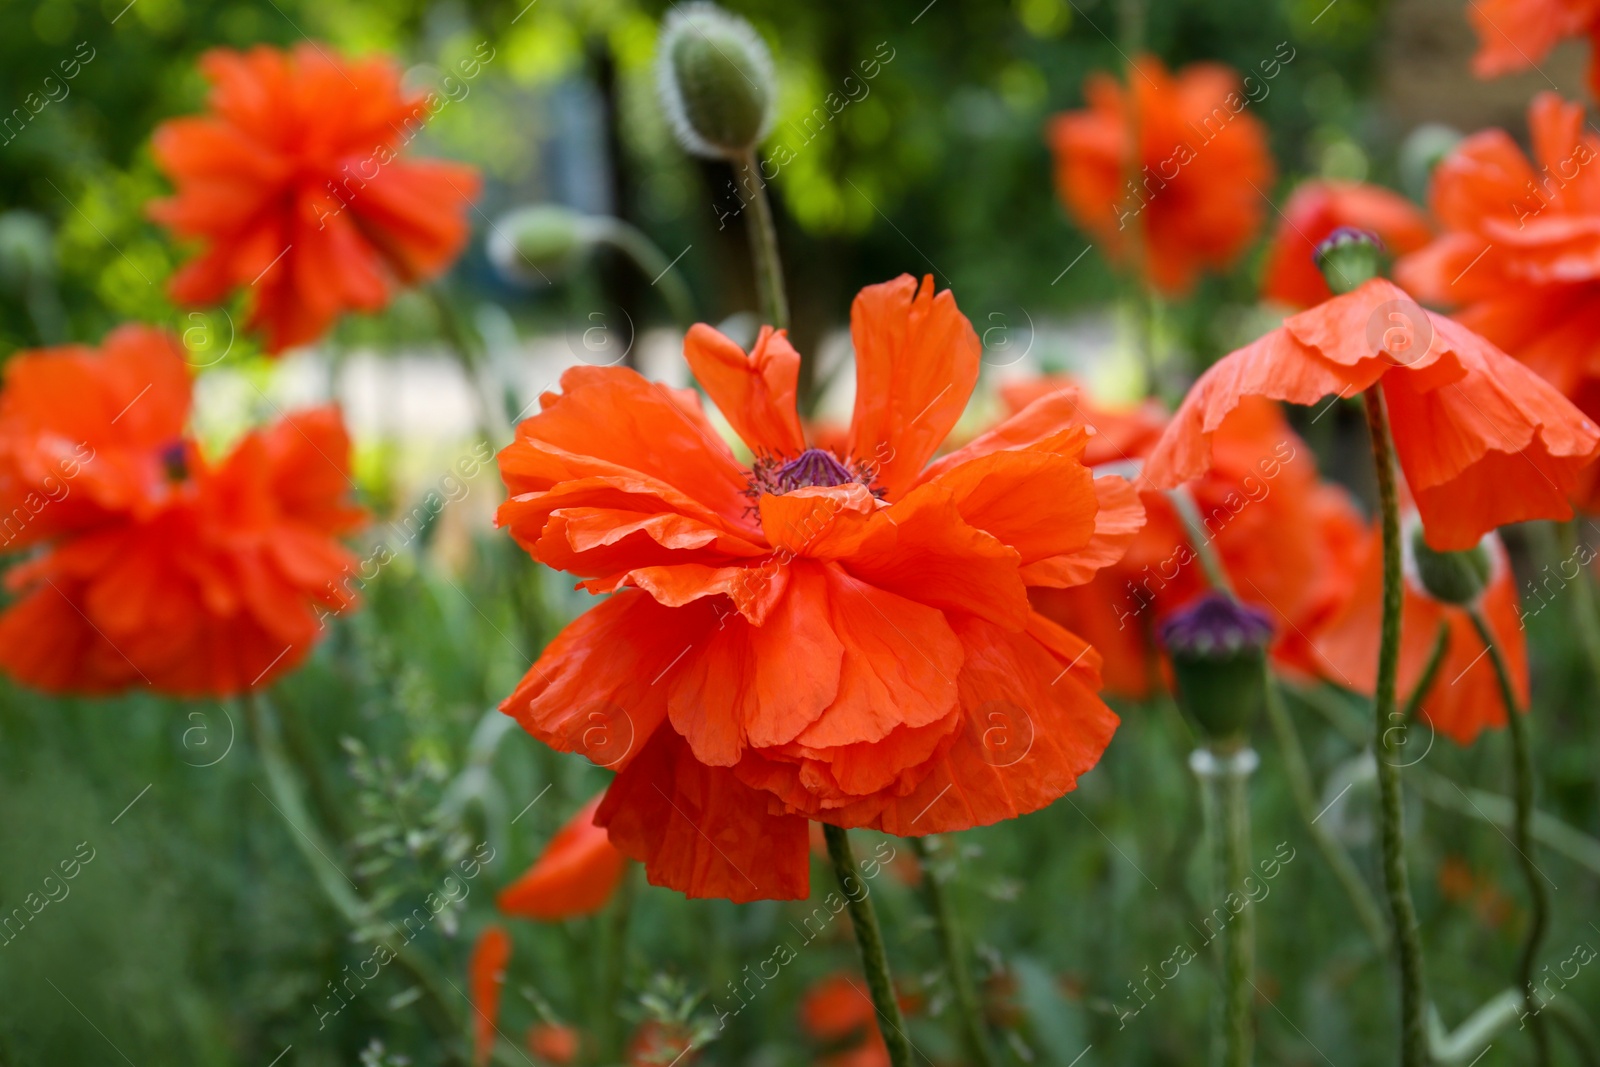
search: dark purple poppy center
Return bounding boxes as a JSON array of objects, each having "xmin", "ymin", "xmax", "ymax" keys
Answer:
[
  {"xmin": 160, "ymin": 440, "xmax": 188, "ymax": 483},
  {"xmin": 772, "ymin": 448, "xmax": 855, "ymax": 492}
]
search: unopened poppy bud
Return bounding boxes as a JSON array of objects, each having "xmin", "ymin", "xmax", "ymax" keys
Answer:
[
  {"xmin": 0, "ymin": 210, "xmax": 55, "ymax": 293},
  {"xmin": 1410, "ymin": 526, "xmax": 1491, "ymax": 606},
  {"xmin": 488, "ymin": 205, "xmax": 605, "ymax": 285},
  {"xmin": 1160, "ymin": 592, "xmax": 1274, "ymax": 746},
  {"xmin": 1314, "ymin": 226, "xmax": 1385, "ymax": 295},
  {"xmin": 655, "ymin": 2, "xmax": 777, "ymax": 161}
]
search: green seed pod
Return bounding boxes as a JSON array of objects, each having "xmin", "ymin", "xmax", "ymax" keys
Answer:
[
  {"xmin": 1410, "ymin": 526, "xmax": 1492, "ymax": 606},
  {"xmin": 1314, "ymin": 226, "xmax": 1385, "ymax": 295},
  {"xmin": 655, "ymin": 2, "xmax": 777, "ymax": 161},
  {"xmin": 488, "ymin": 205, "xmax": 606, "ymax": 286},
  {"xmin": 1160, "ymin": 592, "xmax": 1275, "ymax": 746}
]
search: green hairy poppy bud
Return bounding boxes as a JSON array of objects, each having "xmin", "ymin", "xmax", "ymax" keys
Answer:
[
  {"xmin": 1410, "ymin": 526, "xmax": 1492, "ymax": 606},
  {"xmin": 655, "ymin": 2, "xmax": 777, "ymax": 160},
  {"xmin": 1315, "ymin": 227, "xmax": 1385, "ymax": 295},
  {"xmin": 488, "ymin": 205, "xmax": 606, "ymax": 285},
  {"xmin": 1160, "ymin": 592, "xmax": 1275, "ymax": 746},
  {"xmin": 0, "ymin": 211, "xmax": 56, "ymax": 293}
]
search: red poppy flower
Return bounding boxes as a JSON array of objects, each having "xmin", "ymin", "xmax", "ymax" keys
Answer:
[
  {"xmin": 498, "ymin": 793, "xmax": 628, "ymax": 920},
  {"xmin": 1467, "ymin": 0, "xmax": 1600, "ymax": 100},
  {"xmin": 1396, "ymin": 93, "xmax": 1600, "ymax": 508},
  {"xmin": 1141, "ymin": 278, "xmax": 1600, "ymax": 551},
  {"xmin": 1008, "ymin": 379, "xmax": 1365, "ymax": 697},
  {"xmin": 1047, "ymin": 55, "xmax": 1274, "ymax": 294},
  {"xmin": 528, "ymin": 1023, "xmax": 580, "ymax": 1065},
  {"xmin": 1262, "ymin": 181, "xmax": 1431, "ymax": 308},
  {"xmin": 497, "ymin": 275, "xmax": 1142, "ymax": 902},
  {"xmin": 150, "ymin": 44, "xmax": 482, "ymax": 353},
  {"xmin": 469, "ymin": 925, "xmax": 512, "ymax": 1067},
  {"xmin": 628, "ymin": 1021, "xmax": 696, "ymax": 1067},
  {"xmin": 0, "ymin": 327, "xmax": 364, "ymax": 695},
  {"xmin": 801, "ymin": 973, "xmax": 889, "ymax": 1067},
  {"xmin": 1303, "ymin": 520, "xmax": 1528, "ymax": 745}
]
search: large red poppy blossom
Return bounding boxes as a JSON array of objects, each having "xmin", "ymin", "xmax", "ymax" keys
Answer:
[
  {"xmin": 498, "ymin": 793, "xmax": 627, "ymax": 920},
  {"xmin": 1006, "ymin": 379, "xmax": 1365, "ymax": 697},
  {"xmin": 1141, "ymin": 278, "xmax": 1600, "ymax": 551},
  {"xmin": 0, "ymin": 326, "xmax": 364, "ymax": 695},
  {"xmin": 1467, "ymin": 0, "xmax": 1600, "ymax": 101},
  {"xmin": 1305, "ymin": 520, "xmax": 1528, "ymax": 745},
  {"xmin": 1397, "ymin": 93, "xmax": 1600, "ymax": 508},
  {"xmin": 497, "ymin": 275, "xmax": 1144, "ymax": 902},
  {"xmin": 1262, "ymin": 181, "xmax": 1432, "ymax": 308},
  {"xmin": 150, "ymin": 44, "xmax": 482, "ymax": 353},
  {"xmin": 1048, "ymin": 55, "xmax": 1274, "ymax": 294}
]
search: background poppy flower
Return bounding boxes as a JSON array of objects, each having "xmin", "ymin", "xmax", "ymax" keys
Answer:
[
  {"xmin": 1262, "ymin": 181, "xmax": 1431, "ymax": 308},
  {"xmin": 1396, "ymin": 93, "xmax": 1600, "ymax": 508},
  {"xmin": 1007, "ymin": 378, "xmax": 1365, "ymax": 697},
  {"xmin": 498, "ymin": 793, "xmax": 627, "ymax": 920},
  {"xmin": 1048, "ymin": 55, "xmax": 1274, "ymax": 294},
  {"xmin": 1141, "ymin": 277, "xmax": 1600, "ymax": 550},
  {"xmin": 1467, "ymin": 0, "xmax": 1600, "ymax": 100},
  {"xmin": 469, "ymin": 924, "xmax": 511, "ymax": 1067},
  {"xmin": 527, "ymin": 1023, "xmax": 581, "ymax": 1065},
  {"xmin": 497, "ymin": 275, "xmax": 1142, "ymax": 902},
  {"xmin": 1305, "ymin": 521, "xmax": 1528, "ymax": 745},
  {"xmin": 0, "ymin": 329, "xmax": 364, "ymax": 696},
  {"xmin": 149, "ymin": 44, "xmax": 482, "ymax": 353},
  {"xmin": 801, "ymin": 972, "xmax": 891, "ymax": 1067}
]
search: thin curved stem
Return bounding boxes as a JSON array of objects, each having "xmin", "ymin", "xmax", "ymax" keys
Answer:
[
  {"xmin": 599, "ymin": 221, "xmax": 698, "ymax": 329},
  {"xmin": 733, "ymin": 150, "xmax": 789, "ymax": 332},
  {"xmin": 1467, "ymin": 608, "xmax": 1550, "ymax": 1067},
  {"xmin": 1363, "ymin": 388, "xmax": 1429, "ymax": 1067},
  {"xmin": 1262, "ymin": 669, "xmax": 1388, "ymax": 953},
  {"xmin": 823, "ymin": 825, "xmax": 911, "ymax": 1067},
  {"xmin": 908, "ymin": 837, "xmax": 999, "ymax": 1067}
]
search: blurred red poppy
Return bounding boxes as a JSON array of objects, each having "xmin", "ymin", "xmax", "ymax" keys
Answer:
[
  {"xmin": 1048, "ymin": 54, "xmax": 1274, "ymax": 294},
  {"xmin": 1305, "ymin": 520, "xmax": 1528, "ymax": 745},
  {"xmin": 0, "ymin": 326, "xmax": 364, "ymax": 695},
  {"xmin": 469, "ymin": 925, "xmax": 512, "ymax": 1067},
  {"xmin": 628, "ymin": 1021, "xmax": 696, "ymax": 1067},
  {"xmin": 1262, "ymin": 181, "xmax": 1431, "ymax": 308},
  {"xmin": 528, "ymin": 1023, "xmax": 581, "ymax": 1065},
  {"xmin": 150, "ymin": 44, "xmax": 481, "ymax": 353},
  {"xmin": 497, "ymin": 275, "xmax": 1142, "ymax": 902},
  {"xmin": 1006, "ymin": 378, "xmax": 1365, "ymax": 697},
  {"xmin": 498, "ymin": 793, "xmax": 628, "ymax": 920},
  {"xmin": 1467, "ymin": 0, "xmax": 1600, "ymax": 100},
  {"xmin": 1397, "ymin": 93, "xmax": 1600, "ymax": 509},
  {"xmin": 1141, "ymin": 278, "xmax": 1600, "ymax": 550}
]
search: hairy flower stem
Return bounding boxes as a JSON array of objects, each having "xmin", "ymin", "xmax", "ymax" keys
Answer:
[
  {"xmin": 908, "ymin": 837, "xmax": 999, "ymax": 1067},
  {"xmin": 1467, "ymin": 608, "xmax": 1551, "ymax": 1067},
  {"xmin": 735, "ymin": 150, "xmax": 789, "ymax": 333},
  {"xmin": 1362, "ymin": 388, "xmax": 1429, "ymax": 1067},
  {"xmin": 595, "ymin": 860, "xmax": 638, "ymax": 1064},
  {"xmin": 1262, "ymin": 668, "xmax": 1389, "ymax": 954},
  {"xmin": 823, "ymin": 824, "xmax": 912, "ymax": 1067},
  {"xmin": 1193, "ymin": 745, "xmax": 1257, "ymax": 1067}
]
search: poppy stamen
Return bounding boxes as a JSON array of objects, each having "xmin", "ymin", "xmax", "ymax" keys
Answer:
[{"xmin": 746, "ymin": 447, "xmax": 881, "ymax": 500}]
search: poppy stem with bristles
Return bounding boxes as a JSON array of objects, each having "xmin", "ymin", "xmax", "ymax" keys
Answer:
[
  {"xmin": 1362, "ymin": 387, "xmax": 1430, "ymax": 1067},
  {"xmin": 735, "ymin": 150, "xmax": 789, "ymax": 333},
  {"xmin": 1467, "ymin": 607, "xmax": 1551, "ymax": 1067},
  {"xmin": 823, "ymin": 824, "xmax": 913, "ymax": 1067},
  {"xmin": 909, "ymin": 836, "xmax": 1000, "ymax": 1067},
  {"xmin": 1192, "ymin": 744, "xmax": 1257, "ymax": 1067}
]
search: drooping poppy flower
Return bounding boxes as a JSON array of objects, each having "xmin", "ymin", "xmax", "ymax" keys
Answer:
[
  {"xmin": 528, "ymin": 1023, "xmax": 581, "ymax": 1065},
  {"xmin": 149, "ymin": 44, "xmax": 482, "ymax": 353},
  {"xmin": 1305, "ymin": 518, "xmax": 1527, "ymax": 745},
  {"xmin": 0, "ymin": 327, "xmax": 364, "ymax": 695},
  {"xmin": 1466, "ymin": 0, "xmax": 1600, "ymax": 101},
  {"xmin": 1396, "ymin": 93, "xmax": 1600, "ymax": 508},
  {"xmin": 1047, "ymin": 55, "xmax": 1274, "ymax": 294},
  {"xmin": 498, "ymin": 793, "xmax": 628, "ymax": 920},
  {"xmin": 497, "ymin": 275, "xmax": 1142, "ymax": 902},
  {"xmin": 469, "ymin": 925, "xmax": 512, "ymax": 1067},
  {"xmin": 1006, "ymin": 378, "xmax": 1366, "ymax": 697},
  {"xmin": 1262, "ymin": 181, "xmax": 1432, "ymax": 308},
  {"xmin": 1141, "ymin": 277, "xmax": 1600, "ymax": 551}
]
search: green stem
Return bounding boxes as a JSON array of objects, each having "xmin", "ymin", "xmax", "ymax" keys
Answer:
[
  {"xmin": 431, "ymin": 287, "xmax": 514, "ymax": 445},
  {"xmin": 1362, "ymin": 388, "xmax": 1429, "ymax": 1067},
  {"xmin": 1193, "ymin": 745, "xmax": 1257, "ymax": 1067},
  {"xmin": 908, "ymin": 837, "xmax": 998, "ymax": 1067},
  {"xmin": 1262, "ymin": 669, "xmax": 1389, "ymax": 953},
  {"xmin": 823, "ymin": 824, "xmax": 911, "ymax": 1067},
  {"xmin": 595, "ymin": 860, "xmax": 638, "ymax": 1064},
  {"xmin": 1167, "ymin": 488, "xmax": 1234, "ymax": 594},
  {"xmin": 1555, "ymin": 519, "xmax": 1600, "ymax": 799},
  {"xmin": 599, "ymin": 220, "xmax": 698, "ymax": 329},
  {"xmin": 1467, "ymin": 608, "xmax": 1550, "ymax": 1067},
  {"xmin": 1547, "ymin": 997, "xmax": 1600, "ymax": 1067},
  {"xmin": 734, "ymin": 150, "xmax": 789, "ymax": 331},
  {"xmin": 1402, "ymin": 624, "xmax": 1453, "ymax": 724}
]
